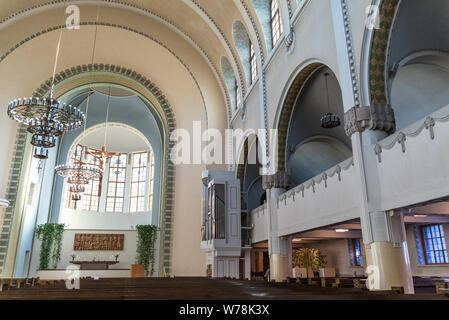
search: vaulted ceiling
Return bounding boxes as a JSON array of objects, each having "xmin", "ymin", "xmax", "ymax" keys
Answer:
[{"xmin": 0, "ymin": 0, "xmax": 270, "ymax": 125}]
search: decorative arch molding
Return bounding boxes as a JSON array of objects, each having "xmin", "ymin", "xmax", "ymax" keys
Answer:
[
  {"xmin": 0, "ymin": 22, "xmax": 216, "ymax": 126},
  {"xmin": 0, "ymin": 64, "xmax": 177, "ymax": 277},
  {"xmin": 186, "ymin": 0, "xmax": 247, "ymax": 99},
  {"xmin": 368, "ymin": 0, "xmax": 401, "ymax": 105},
  {"xmin": 275, "ymin": 62, "xmax": 324, "ymax": 172},
  {"xmin": 0, "ymin": 0, "xmax": 233, "ymax": 121},
  {"xmin": 68, "ymin": 122, "xmax": 154, "ymax": 155}
]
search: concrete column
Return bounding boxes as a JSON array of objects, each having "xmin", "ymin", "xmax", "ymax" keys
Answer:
[
  {"xmin": 263, "ymin": 172, "xmax": 292, "ymax": 282},
  {"xmin": 363, "ymin": 211, "xmax": 414, "ymax": 293}
]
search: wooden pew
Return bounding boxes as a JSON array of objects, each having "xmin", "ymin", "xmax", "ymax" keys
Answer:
[
  {"xmin": 436, "ymin": 280, "xmax": 449, "ymax": 294},
  {"xmin": 0, "ymin": 279, "xmax": 10, "ymax": 292}
]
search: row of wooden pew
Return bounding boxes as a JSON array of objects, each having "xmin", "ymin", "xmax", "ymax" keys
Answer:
[
  {"xmin": 287, "ymin": 277, "xmax": 368, "ymax": 290},
  {"xmin": 0, "ymin": 278, "xmax": 67, "ymax": 292}
]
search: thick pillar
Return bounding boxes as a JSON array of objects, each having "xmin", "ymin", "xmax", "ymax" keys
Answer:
[
  {"xmin": 263, "ymin": 172, "xmax": 292, "ymax": 282},
  {"xmin": 364, "ymin": 211, "xmax": 414, "ymax": 293},
  {"xmin": 346, "ymin": 108, "xmax": 413, "ymax": 293}
]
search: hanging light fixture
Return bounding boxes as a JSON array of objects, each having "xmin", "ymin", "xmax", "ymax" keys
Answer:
[
  {"xmin": 6, "ymin": 3, "xmax": 85, "ymax": 159},
  {"xmin": 320, "ymin": 72, "xmax": 341, "ymax": 129},
  {"xmin": 55, "ymin": 6, "xmax": 103, "ymax": 202},
  {"xmin": 55, "ymin": 160, "xmax": 101, "ymax": 202}
]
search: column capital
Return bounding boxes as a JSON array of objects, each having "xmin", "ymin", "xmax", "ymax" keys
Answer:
[
  {"xmin": 344, "ymin": 104, "xmax": 396, "ymax": 137},
  {"xmin": 262, "ymin": 171, "xmax": 290, "ymax": 190}
]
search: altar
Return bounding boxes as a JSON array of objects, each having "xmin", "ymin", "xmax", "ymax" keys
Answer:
[{"xmin": 70, "ymin": 261, "xmax": 119, "ymax": 270}]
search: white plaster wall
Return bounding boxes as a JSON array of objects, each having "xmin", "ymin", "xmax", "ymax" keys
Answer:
[
  {"xmin": 376, "ymin": 105, "xmax": 449, "ymax": 211},
  {"xmin": 277, "ymin": 159, "xmax": 360, "ymax": 237},
  {"xmin": 59, "ymin": 209, "xmax": 151, "ymax": 230}
]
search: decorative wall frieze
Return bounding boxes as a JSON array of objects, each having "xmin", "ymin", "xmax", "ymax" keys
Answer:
[
  {"xmin": 374, "ymin": 114, "xmax": 447, "ymax": 163},
  {"xmin": 276, "ymin": 157, "xmax": 354, "ymax": 208},
  {"xmin": 188, "ymin": 0, "xmax": 246, "ymax": 100},
  {"xmin": 344, "ymin": 103, "xmax": 396, "ymax": 136},
  {"xmin": 262, "ymin": 171, "xmax": 290, "ymax": 190},
  {"xmin": 0, "ymin": 0, "xmax": 232, "ymax": 122}
]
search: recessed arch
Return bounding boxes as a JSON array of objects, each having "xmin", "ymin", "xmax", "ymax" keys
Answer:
[
  {"xmin": 251, "ymin": 0, "xmax": 274, "ymax": 53},
  {"xmin": 0, "ymin": 64, "xmax": 177, "ymax": 277},
  {"xmin": 365, "ymin": 0, "xmax": 449, "ymax": 131},
  {"xmin": 275, "ymin": 62, "xmax": 324, "ymax": 172},
  {"xmin": 221, "ymin": 56, "xmax": 238, "ymax": 113},
  {"xmin": 232, "ymin": 21, "xmax": 252, "ymax": 87}
]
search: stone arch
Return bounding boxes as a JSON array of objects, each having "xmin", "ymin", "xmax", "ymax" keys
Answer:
[
  {"xmin": 367, "ymin": 0, "xmax": 401, "ymax": 105},
  {"xmin": 275, "ymin": 62, "xmax": 324, "ymax": 172},
  {"xmin": 0, "ymin": 64, "xmax": 176, "ymax": 276}
]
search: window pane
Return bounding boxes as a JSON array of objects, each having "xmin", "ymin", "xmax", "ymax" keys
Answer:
[{"xmin": 421, "ymin": 224, "xmax": 449, "ymax": 264}]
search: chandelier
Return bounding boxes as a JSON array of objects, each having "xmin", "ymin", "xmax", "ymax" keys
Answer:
[
  {"xmin": 7, "ymin": 97, "xmax": 85, "ymax": 159},
  {"xmin": 320, "ymin": 72, "xmax": 341, "ymax": 129},
  {"xmin": 55, "ymin": 161, "xmax": 102, "ymax": 201},
  {"xmin": 6, "ymin": 3, "xmax": 87, "ymax": 159}
]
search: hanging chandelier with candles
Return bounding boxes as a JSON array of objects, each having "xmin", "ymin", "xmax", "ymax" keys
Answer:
[
  {"xmin": 6, "ymin": 3, "xmax": 85, "ymax": 159},
  {"xmin": 55, "ymin": 160, "xmax": 102, "ymax": 202},
  {"xmin": 320, "ymin": 72, "xmax": 341, "ymax": 129},
  {"xmin": 7, "ymin": 97, "xmax": 85, "ymax": 159}
]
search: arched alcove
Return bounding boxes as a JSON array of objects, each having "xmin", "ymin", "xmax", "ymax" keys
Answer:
[
  {"xmin": 221, "ymin": 56, "xmax": 238, "ymax": 112},
  {"xmin": 280, "ymin": 65, "xmax": 351, "ymax": 186},
  {"xmin": 386, "ymin": 0, "xmax": 449, "ymax": 131},
  {"xmin": 232, "ymin": 21, "xmax": 252, "ymax": 87}
]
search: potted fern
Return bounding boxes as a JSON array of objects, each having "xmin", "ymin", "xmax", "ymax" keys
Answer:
[{"xmin": 292, "ymin": 248, "xmax": 327, "ymax": 279}]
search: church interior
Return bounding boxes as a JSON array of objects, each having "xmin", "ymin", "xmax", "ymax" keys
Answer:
[{"xmin": 1, "ymin": 0, "xmax": 449, "ymax": 302}]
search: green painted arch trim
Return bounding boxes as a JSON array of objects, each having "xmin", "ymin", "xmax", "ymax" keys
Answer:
[
  {"xmin": 369, "ymin": 0, "xmax": 401, "ymax": 105},
  {"xmin": 276, "ymin": 63, "xmax": 324, "ymax": 172}
]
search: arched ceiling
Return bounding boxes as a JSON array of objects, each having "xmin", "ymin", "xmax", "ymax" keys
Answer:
[{"xmin": 0, "ymin": 0, "xmax": 269, "ymax": 124}]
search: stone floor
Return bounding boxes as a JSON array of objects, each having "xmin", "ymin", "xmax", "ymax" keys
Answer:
[{"xmin": 0, "ymin": 277, "xmax": 448, "ymax": 300}]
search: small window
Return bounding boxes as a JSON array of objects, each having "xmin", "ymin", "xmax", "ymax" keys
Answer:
[
  {"xmin": 250, "ymin": 42, "xmax": 257, "ymax": 84},
  {"xmin": 420, "ymin": 224, "xmax": 449, "ymax": 264},
  {"xmin": 106, "ymin": 154, "xmax": 127, "ymax": 212},
  {"xmin": 348, "ymin": 238, "xmax": 362, "ymax": 266},
  {"xmin": 236, "ymin": 80, "xmax": 241, "ymax": 109},
  {"xmin": 270, "ymin": 0, "xmax": 283, "ymax": 48},
  {"xmin": 79, "ymin": 150, "xmax": 102, "ymax": 212},
  {"xmin": 148, "ymin": 152, "xmax": 155, "ymax": 211},
  {"xmin": 129, "ymin": 152, "xmax": 148, "ymax": 213}
]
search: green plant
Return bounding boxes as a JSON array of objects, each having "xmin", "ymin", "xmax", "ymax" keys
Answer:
[
  {"xmin": 35, "ymin": 223, "xmax": 65, "ymax": 270},
  {"xmin": 135, "ymin": 224, "xmax": 158, "ymax": 276},
  {"xmin": 293, "ymin": 248, "xmax": 327, "ymax": 272}
]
